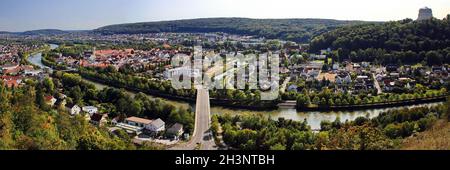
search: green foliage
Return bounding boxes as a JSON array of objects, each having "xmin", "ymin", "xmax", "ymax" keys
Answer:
[
  {"xmin": 219, "ymin": 104, "xmax": 445, "ymax": 150},
  {"xmin": 53, "ymin": 71, "xmax": 195, "ymax": 134},
  {"xmin": 0, "ymin": 82, "xmax": 137, "ymax": 150},
  {"xmin": 310, "ymin": 17, "xmax": 450, "ymax": 65}
]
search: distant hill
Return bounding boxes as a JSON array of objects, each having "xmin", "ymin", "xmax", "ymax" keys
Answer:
[
  {"xmin": 95, "ymin": 18, "xmax": 367, "ymax": 43},
  {"xmin": 21, "ymin": 29, "xmax": 68, "ymax": 36}
]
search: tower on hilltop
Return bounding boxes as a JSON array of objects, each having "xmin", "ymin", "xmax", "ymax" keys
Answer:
[{"xmin": 417, "ymin": 7, "xmax": 433, "ymax": 21}]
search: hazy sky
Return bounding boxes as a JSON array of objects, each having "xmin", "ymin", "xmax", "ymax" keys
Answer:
[{"xmin": 0, "ymin": 0, "xmax": 449, "ymax": 32}]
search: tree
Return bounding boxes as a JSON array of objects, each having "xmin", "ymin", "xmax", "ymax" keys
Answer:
[
  {"xmin": 42, "ymin": 77, "xmax": 55, "ymax": 94},
  {"xmin": 314, "ymin": 132, "xmax": 329, "ymax": 150},
  {"xmin": 426, "ymin": 51, "xmax": 443, "ymax": 66},
  {"xmin": 270, "ymin": 143, "xmax": 286, "ymax": 150},
  {"xmin": 332, "ymin": 117, "xmax": 342, "ymax": 129},
  {"xmin": 320, "ymin": 121, "xmax": 332, "ymax": 131},
  {"xmin": 312, "ymin": 96, "xmax": 320, "ymax": 105},
  {"xmin": 354, "ymin": 117, "xmax": 368, "ymax": 126},
  {"xmin": 384, "ymin": 124, "xmax": 401, "ymax": 139}
]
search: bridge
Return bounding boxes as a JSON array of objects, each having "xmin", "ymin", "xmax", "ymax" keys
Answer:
[{"xmin": 170, "ymin": 87, "xmax": 216, "ymax": 150}]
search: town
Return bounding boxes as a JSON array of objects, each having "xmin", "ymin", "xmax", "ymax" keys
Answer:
[{"xmin": 1, "ymin": 4, "xmax": 450, "ymax": 151}]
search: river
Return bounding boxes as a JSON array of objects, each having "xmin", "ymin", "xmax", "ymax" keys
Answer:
[
  {"xmin": 28, "ymin": 44, "xmax": 445, "ymax": 130},
  {"xmin": 27, "ymin": 44, "xmax": 59, "ymax": 72},
  {"xmin": 85, "ymin": 77, "xmax": 444, "ymax": 130}
]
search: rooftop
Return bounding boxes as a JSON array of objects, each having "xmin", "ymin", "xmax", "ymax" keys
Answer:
[
  {"xmin": 150, "ymin": 118, "xmax": 165, "ymax": 128},
  {"xmin": 126, "ymin": 116, "xmax": 152, "ymax": 125}
]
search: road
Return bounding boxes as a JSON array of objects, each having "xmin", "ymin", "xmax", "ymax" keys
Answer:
[
  {"xmin": 280, "ymin": 77, "xmax": 291, "ymax": 93},
  {"xmin": 372, "ymin": 73, "xmax": 383, "ymax": 94},
  {"xmin": 171, "ymin": 87, "xmax": 217, "ymax": 150}
]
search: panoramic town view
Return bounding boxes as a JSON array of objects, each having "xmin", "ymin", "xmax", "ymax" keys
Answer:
[{"xmin": 1, "ymin": 0, "xmax": 450, "ymax": 153}]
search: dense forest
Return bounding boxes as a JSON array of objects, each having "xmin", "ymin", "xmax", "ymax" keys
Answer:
[
  {"xmin": 95, "ymin": 18, "xmax": 365, "ymax": 43},
  {"xmin": 310, "ymin": 16, "xmax": 450, "ymax": 65}
]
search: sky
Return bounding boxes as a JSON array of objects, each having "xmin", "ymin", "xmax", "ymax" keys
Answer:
[{"xmin": 0, "ymin": 0, "xmax": 449, "ymax": 32}]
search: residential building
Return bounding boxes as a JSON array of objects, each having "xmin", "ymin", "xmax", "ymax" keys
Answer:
[
  {"xmin": 82, "ymin": 106, "xmax": 98, "ymax": 116},
  {"xmin": 125, "ymin": 116, "xmax": 152, "ymax": 128},
  {"xmin": 148, "ymin": 118, "xmax": 165, "ymax": 132},
  {"xmin": 66, "ymin": 104, "xmax": 81, "ymax": 115},
  {"xmin": 44, "ymin": 96, "xmax": 57, "ymax": 107},
  {"xmin": 166, "ymin": 123, "xmax": 184, "ymax": 139},
  {"xmin": 90, "ymin": 113, "xmax": 108, "ymax": 127}
]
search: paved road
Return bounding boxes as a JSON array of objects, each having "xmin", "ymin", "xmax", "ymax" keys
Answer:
[
  {"xmin": 372, "ymin": 73, "xmax": 383, "ymax": 94},
  {"xmin": 171, "ymin": 88, "xmax": 216, "ymax": 150},
  {"xmin": 280, "ymin": 77, "xmax": 291, "ymax": 93}
]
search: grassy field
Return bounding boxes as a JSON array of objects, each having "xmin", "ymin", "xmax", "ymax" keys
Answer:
[{"xmin": 401, "ymin": 120, "xmax": 450, "ymax": 150}]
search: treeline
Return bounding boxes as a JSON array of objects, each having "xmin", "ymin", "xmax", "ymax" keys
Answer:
[
  {"xmin": 371, "ymin": 106, "xmax": 444, "ymax": 139},
  {"xmin": 80, "ymin": 67, "xmax": 276, "ymax": 108},
  {"xmin": 217, "ymin": 114, "xmax": 393, "ymax": 150},
  {"xmin": 96, "ymin": 18, "xmax": 365, "ymax": 43},
  {"xmin": 42, "ymin": 52, "xmax": 68, "ymax": 70},
  {"xmin": 295, "ymin": 87, "xmax": 446, "ymax": 108},
  {"xmin": 310, "ymin": 17, "xmax": 450, "ymax": 65},
  {"xmin": 80, "ymin": 67, "xmax": 197, "ymax": 99},
  {"xmin": 0, "ymin": 79, "xmax": 160, "ymax": 150},
  {"xmin": 217, "ymin": 103, "xmax": 448, "ymax": 150},
  {"xmin": 53, "ymin": 71, "xmax": 195, "ymax": 134},
  {"xmin": 321, "ymin": 105, "xmax": 446, "ymax": 140}
]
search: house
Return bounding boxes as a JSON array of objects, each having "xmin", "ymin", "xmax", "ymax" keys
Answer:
[
  {"xmin": 336, "ymin": 74, "xmax": 352, "ymax": 85},
  {"xmin": 82, "ymin": 106, "xmax": 98, "ymax": 116},
  {"xmin": 111, "ymin": 116, "xmax": 123, "ymax": 125},
  {"xmin": 432, "ymin": 66, "xmax": 444, "ymax": 73},
  {"xmin": 166, "ymin": 123, "xmax": 184, "ymax": 139},
  {"xmin": 90, "ymin": 113, "xmax": 108, "ymax": 127},
  {"xmin": 115, "ymin": 123, "xmax": 144, "ymax": 135},
  {"xmin": 332, "ymin": 64, "xmax": 339, "ymax": 70},
  {"xmin": 310, "ymin": 54, "xmax": 326, "ymax": 60},
  {"xmin": 44, "ymin": 96, "xmax": 57, "ymax": 107},
  {"xmin": 164, "ymin": 66, "xmax": 201, "ymax": 80},
  {"xmin": 66, "ymin": 104, "xmax": 81, "ymax": 115},
  {"xmin": 147, "ymin": 118, "xmax": 165, "ymax": 133},
  {"xmin": 287, "ymin": 85, "xmax": 298, "ymax": 93},
  {"xmin": 125, "ymin": 116, "xmax": 152, "ymax": 128},
  {"xmin": 1, "ymin": 75, "xmax": 22, "ymax": 88},
  {"xmin": 386, "ymin": 65, "xmax": 399, "ymax": 72}
]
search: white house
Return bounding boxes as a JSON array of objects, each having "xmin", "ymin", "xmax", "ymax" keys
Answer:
[
  {"xmin": 125, "ymin": 116, "xmax": 152, "ymax": 129},
  {"xmin": 164, "ymin": 66, "xmax": 201, "ymax": 80},
  {"xmin": 45, "ymin": 96, "xmax": 57, "ymax": 107},
  {"xmin": 82, "ymin": 106, "xmax": 98, "ymax": 116},
  {"xmin": 336, "ymin": 74, "xmax": 352, "ymax": 85},
  {"xmin": 67, "ymin": 104, "xmax": 81, "ymax": 115},
  {"xmin": 166, "ymin": 123, "xmax": 184, "ymax": 139},
  {"xmin": 147, "ymin": 118, "xmax": 165, "ymax": 132}
]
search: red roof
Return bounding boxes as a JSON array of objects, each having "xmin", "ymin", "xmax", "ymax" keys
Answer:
[
  {"xmin": 1, "ymin": 75, "xmax": 21, "ymax": 88},
  {"xmin": 44, "ymin": 96, "xmax": 54, "ymax": 101}
]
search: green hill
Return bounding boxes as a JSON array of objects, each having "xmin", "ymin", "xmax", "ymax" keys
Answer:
[
  {"xmin": 95, "ymin": 18, "xmax": 366, "ymax": 43},
  {"xmin": 309, "ymin": 16, "xmax": 450, "ymax": 65},
  {"xmin": 21, "ymin": 29, "xmax": 68, "ymax": 36},
  {"xmin": 310, "ymin": 16, "xmax": 450, "ymax": 53}
]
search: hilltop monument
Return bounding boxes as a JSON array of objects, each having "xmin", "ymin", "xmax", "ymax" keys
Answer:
[{"xmin": 417, "ymin": 7, "xmax": 433, "ymax": 21}]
